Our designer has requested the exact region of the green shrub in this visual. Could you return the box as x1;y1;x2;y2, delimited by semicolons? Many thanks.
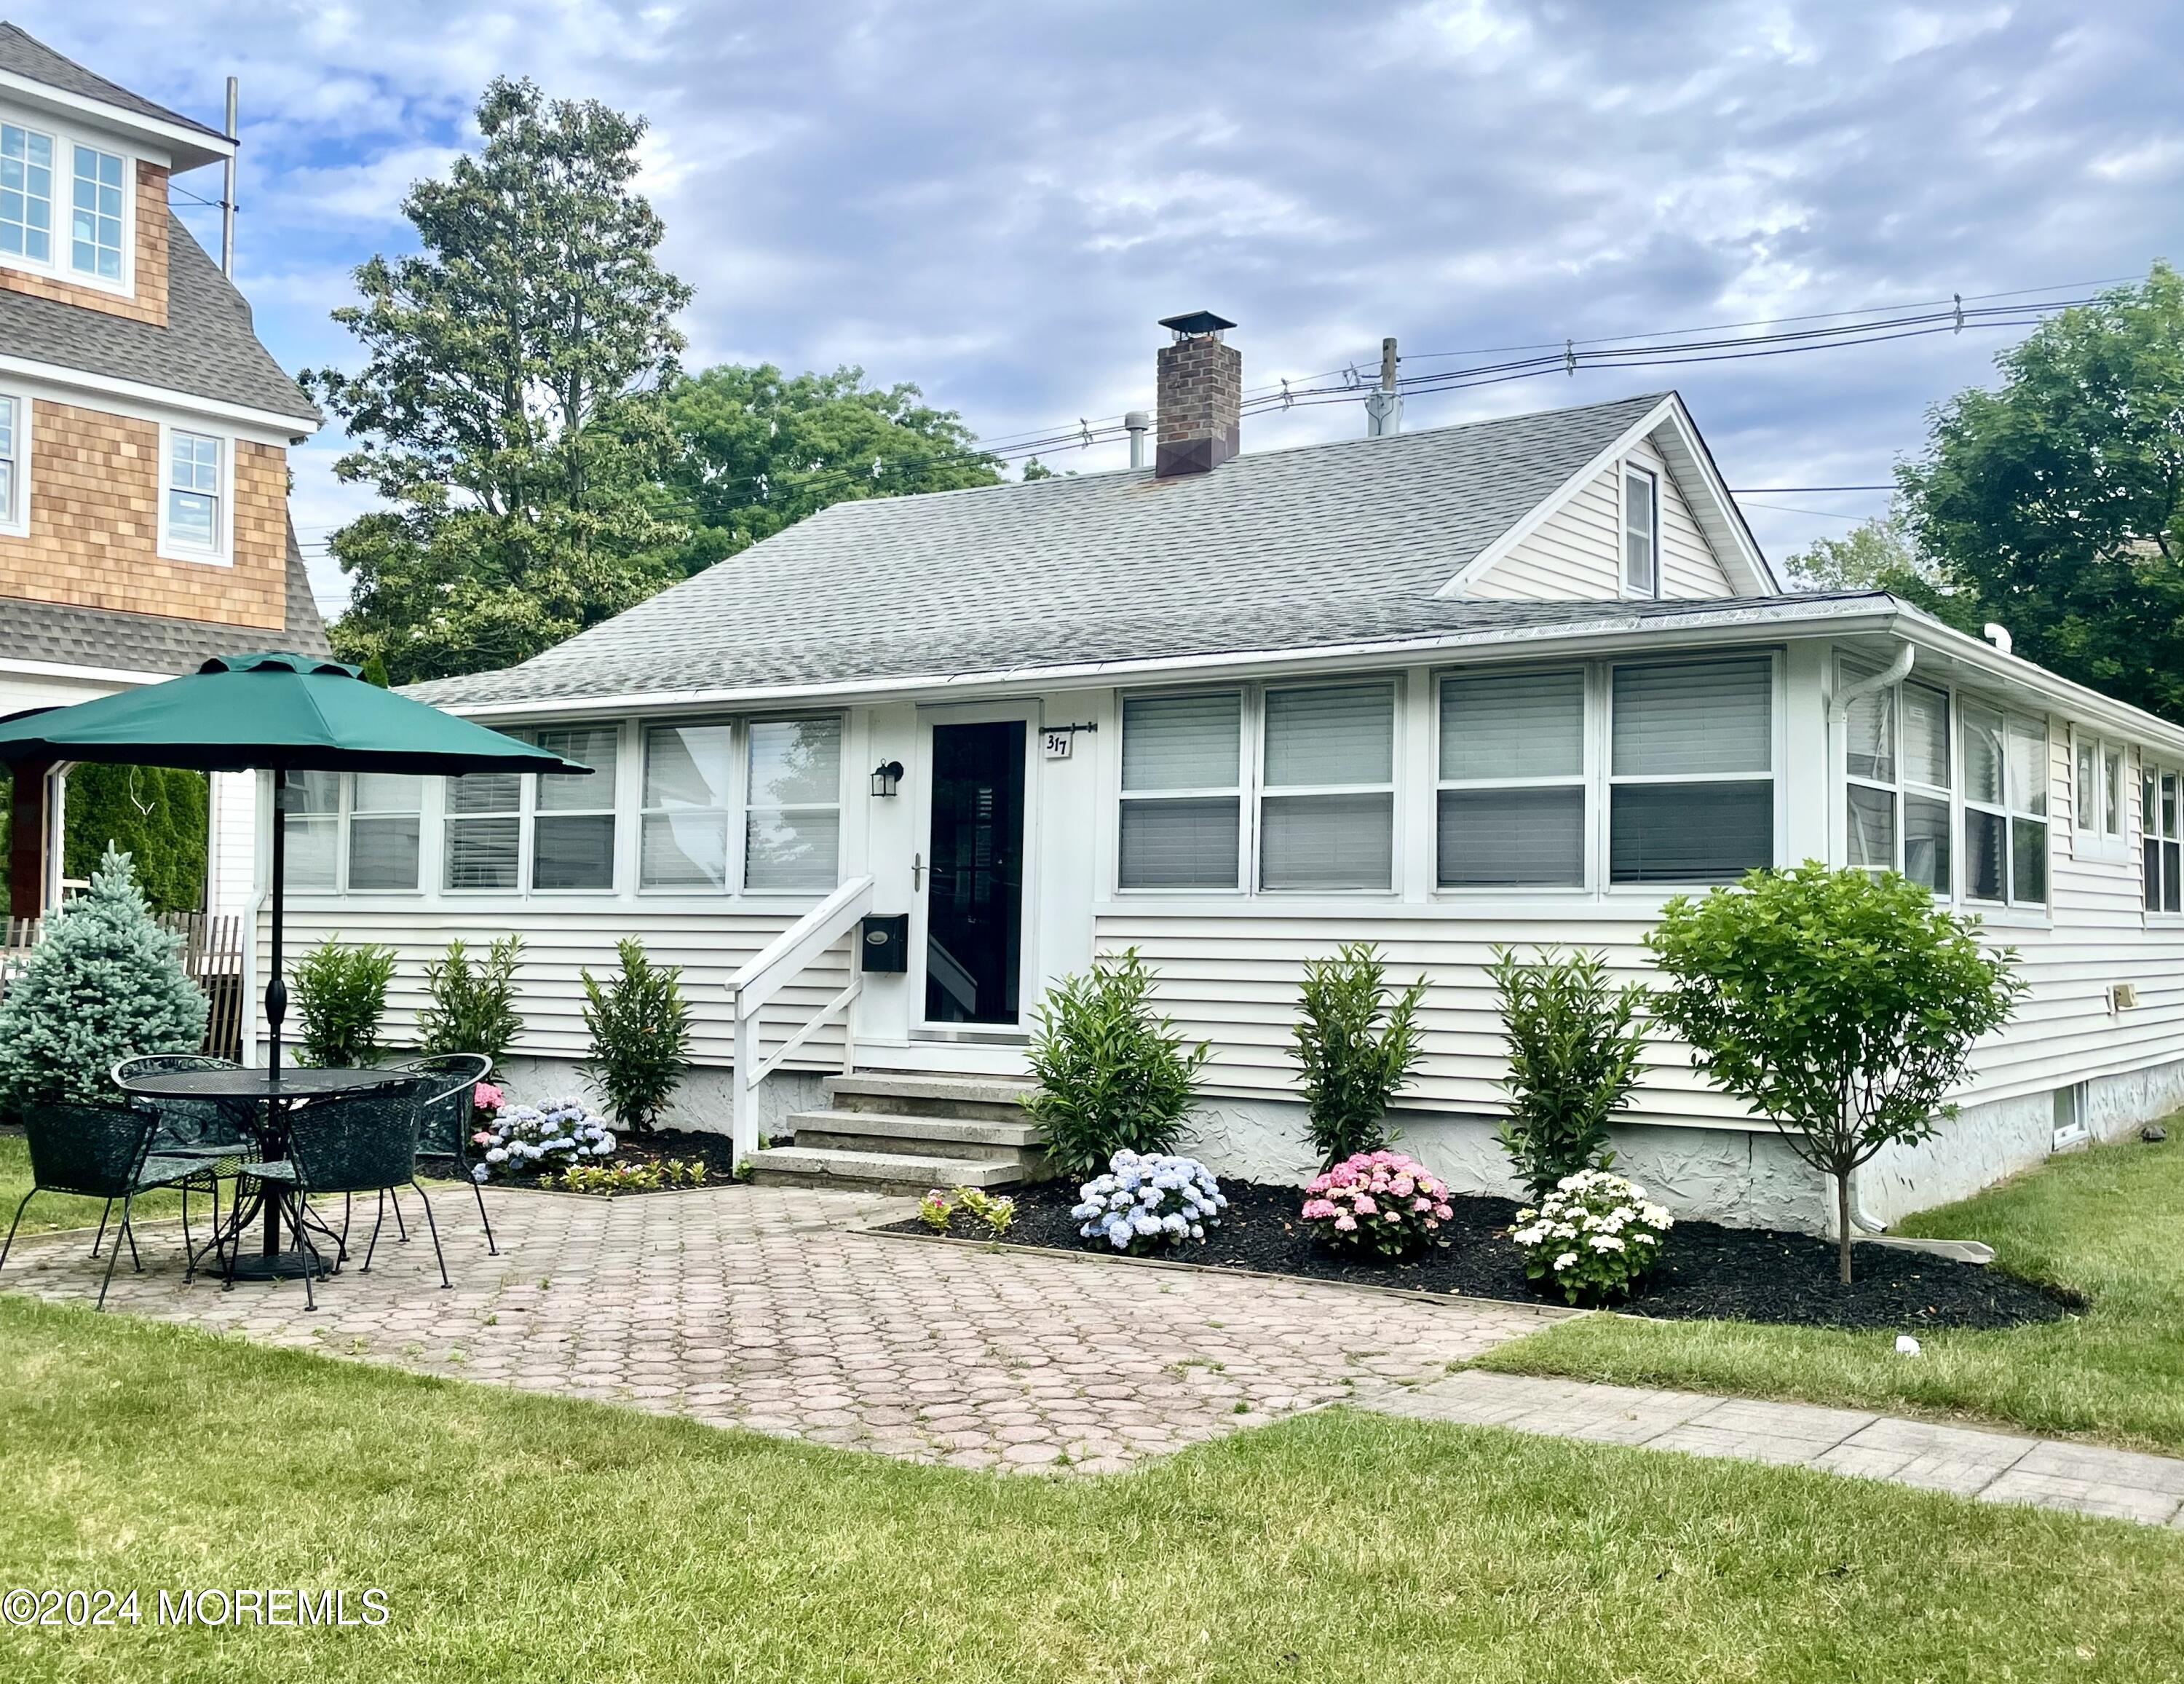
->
1647;863;2024;1283
1489;946;1650;1200
291;938;397;1067
0;845;207;1111
1024;948;1208;1180
417;934;525;1063
579;936;693;1134
1290;943;1426;1169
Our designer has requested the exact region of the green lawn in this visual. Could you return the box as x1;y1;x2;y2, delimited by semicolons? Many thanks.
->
0;1297;2177;1683
1481;1132;2184;1455
0;1132;199;1241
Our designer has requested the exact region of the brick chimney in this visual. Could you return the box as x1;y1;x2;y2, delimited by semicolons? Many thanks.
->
1154;309;1241;477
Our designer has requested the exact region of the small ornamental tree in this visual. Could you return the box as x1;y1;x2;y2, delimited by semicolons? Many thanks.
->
0;845;208;1112
1290;943;1427;1169
579;936;693;1134
1025;949;1209;1180
1646;863;2024;1284
1489;946;1649;1199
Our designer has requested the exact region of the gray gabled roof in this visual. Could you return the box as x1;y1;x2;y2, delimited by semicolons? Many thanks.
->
412;392;1681;708
0;23;228;142
0;515;329;676
0;213;319;425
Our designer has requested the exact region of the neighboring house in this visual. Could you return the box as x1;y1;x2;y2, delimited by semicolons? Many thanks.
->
289;310;2184;1231
0;23;325;921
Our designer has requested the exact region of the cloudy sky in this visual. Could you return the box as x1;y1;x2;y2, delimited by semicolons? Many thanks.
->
35;0;2184;609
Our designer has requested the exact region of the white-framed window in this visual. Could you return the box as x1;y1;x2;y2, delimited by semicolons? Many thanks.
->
281;771;342;891
2073;729;2127;850
68;142;124;281
1608;657;1774;884
0;392;27;536
530;725;619;890
1961;700;2048;906
1622;465;1659;598
444;770;523;892
347;774;423;891
2144;765;2181;915
641;720;737;890
0;122;53;264
1259;680;1395;891
1841;662;1952;895
159;427;228;561
1437;668;1586;888
745;716;843;891
1118;691;1243;890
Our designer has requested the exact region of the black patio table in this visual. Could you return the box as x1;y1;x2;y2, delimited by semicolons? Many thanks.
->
119;1067;409;1281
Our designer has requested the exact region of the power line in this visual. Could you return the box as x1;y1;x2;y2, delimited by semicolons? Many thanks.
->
1727;483;1894;493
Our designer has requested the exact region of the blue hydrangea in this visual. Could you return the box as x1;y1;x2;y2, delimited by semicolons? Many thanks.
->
1075;1150;1226;1255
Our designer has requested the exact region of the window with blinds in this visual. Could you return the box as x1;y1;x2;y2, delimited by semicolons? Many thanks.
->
1437;668;1586;887
1961;700;2048;906
348;773;422;890
2145;766;2181;914
1260;682;1394;890
531;726;619;890
1119;692;1243;889
745;717;842;891
445;770;522;892
1841;662;1952;894
1608;657;1773;883
642;722;735;890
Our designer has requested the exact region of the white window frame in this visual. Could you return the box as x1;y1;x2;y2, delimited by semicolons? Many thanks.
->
1838;660;1955;898
1621;463;1660;599
1115;688;1249;895
66;139;129;285
0;119;55;273
344;772;426;895
1257;677;1399;896
742;713;847;894
2143;762;2182;920
1960;699;2050;912
2072;727;2129;861
0;108;131;296
0;388;30;537
156;422;232;564
1605;654;1781;890
527;723;623;894
1433;665;1591;893
638;717;743;894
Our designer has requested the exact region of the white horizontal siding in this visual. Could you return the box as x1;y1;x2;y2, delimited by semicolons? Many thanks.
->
256;904;850;1072
1468;440;1733;603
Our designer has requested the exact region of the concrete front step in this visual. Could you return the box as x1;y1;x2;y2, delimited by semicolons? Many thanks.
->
786;1107;1043;1159
745;1145;1024;1197
823;1071;1036;1123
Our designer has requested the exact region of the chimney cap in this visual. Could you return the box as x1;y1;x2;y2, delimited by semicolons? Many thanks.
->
1158;309;1238;339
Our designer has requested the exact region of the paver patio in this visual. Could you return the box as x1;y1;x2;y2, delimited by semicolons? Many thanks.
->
0;1182;1560;1472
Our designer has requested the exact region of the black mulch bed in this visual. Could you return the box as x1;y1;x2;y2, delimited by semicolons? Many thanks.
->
421;1126;744;1193
887;1175;2081;1332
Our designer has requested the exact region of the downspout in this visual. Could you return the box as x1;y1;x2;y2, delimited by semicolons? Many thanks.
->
1826;641;1916;1234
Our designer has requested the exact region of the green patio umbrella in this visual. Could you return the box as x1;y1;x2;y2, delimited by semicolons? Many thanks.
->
0;651;587;1071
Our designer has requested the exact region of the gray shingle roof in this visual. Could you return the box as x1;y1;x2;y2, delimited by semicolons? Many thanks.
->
412;392;1686;707
0;515;330;677
0;213;318;424
0;23;227;141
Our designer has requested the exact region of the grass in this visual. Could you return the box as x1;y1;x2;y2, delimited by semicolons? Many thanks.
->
0;1296;2177;1683
1481;1131;2184;1455
0;1132;198;1241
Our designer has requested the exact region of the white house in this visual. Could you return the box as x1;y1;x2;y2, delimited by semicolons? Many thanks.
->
268;312;2184;1233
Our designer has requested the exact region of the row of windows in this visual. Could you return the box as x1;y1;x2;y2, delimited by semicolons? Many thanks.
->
0;394;226;556
0;120;125;282
1117;657;1781;893
284;717;845;896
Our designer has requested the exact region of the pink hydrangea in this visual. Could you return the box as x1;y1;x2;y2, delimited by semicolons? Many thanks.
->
1298;1151;1455;1260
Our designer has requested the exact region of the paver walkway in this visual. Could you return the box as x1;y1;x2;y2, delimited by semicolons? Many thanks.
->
0;1182;1559;1472
1367;1369;2184;1529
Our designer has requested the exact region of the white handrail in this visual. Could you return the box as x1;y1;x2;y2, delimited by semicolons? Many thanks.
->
727;874;876;1161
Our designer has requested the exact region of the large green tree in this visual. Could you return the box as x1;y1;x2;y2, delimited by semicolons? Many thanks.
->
1899;264;2184;719
656;365;999;573
310;78;694;684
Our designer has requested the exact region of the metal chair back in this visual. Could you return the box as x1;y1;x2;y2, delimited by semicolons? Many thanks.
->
20;1101;157;1200
112;1054;254;1155
285;1079;432;1198
395;1054;492;1158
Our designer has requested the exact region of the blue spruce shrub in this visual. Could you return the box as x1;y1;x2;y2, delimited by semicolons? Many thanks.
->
0;844;209;1111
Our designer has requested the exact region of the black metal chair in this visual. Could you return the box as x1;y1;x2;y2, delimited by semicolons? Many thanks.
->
111;1054;255;1257
0;1099;223;1308
240;1077;442;1311
394;1054;499;1256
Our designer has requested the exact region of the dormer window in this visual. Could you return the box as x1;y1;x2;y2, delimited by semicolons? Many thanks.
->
1623;465;1659;597
70;143;124;280
0;124;53;263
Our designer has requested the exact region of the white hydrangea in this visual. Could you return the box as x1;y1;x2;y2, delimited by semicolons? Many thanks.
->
1514;1170;1672;1305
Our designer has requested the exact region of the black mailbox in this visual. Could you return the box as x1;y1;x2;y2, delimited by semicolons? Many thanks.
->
859;913;910;974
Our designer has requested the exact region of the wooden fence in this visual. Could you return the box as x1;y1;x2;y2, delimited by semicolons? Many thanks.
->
1;912;247;1062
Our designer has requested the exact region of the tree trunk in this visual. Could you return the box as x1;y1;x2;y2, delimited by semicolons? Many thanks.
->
1836;1172;1853;1285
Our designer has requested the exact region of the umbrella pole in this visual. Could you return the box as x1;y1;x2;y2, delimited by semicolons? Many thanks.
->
266;772;286;1075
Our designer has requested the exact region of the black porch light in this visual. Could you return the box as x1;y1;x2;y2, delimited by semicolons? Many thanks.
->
871;759;903;797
